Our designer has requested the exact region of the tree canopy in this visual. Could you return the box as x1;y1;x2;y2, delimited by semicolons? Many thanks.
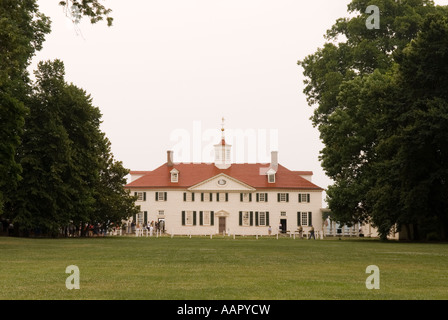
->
0;1;137;236
299;0;448;240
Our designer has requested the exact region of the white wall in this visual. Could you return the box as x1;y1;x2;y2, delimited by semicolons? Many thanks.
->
131;189;323;235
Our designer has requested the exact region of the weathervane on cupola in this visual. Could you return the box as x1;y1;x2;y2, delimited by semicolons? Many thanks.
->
214;117;232;169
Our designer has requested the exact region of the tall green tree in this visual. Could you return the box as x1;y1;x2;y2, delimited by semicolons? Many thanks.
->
299;0;448;239
13;60;74;234
371;13;448;240
1;0;113;217
11;60;137;235
0;0;51;214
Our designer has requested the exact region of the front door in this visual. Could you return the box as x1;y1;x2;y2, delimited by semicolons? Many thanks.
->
280;219;287;233
219;217;226;234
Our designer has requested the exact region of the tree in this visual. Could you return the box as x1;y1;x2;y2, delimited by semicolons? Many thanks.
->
12;60;74;235
1;0;113;217
0;0;51;215
9;60;137;236
372;13;448;240
299;0;448;240
58;0;113;26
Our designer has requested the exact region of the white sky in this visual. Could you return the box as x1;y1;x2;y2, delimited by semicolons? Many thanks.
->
30;0;448;206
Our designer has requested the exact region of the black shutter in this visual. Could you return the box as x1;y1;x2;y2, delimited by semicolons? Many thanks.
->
239;211;243;226
308;212;312;226
266;212;270;226
286;193;289;202
265;193;268;202
193;211;197;226
201;193;204;202
134;192;137;197
164;192;167;201
255;212;259;226
144;211;148;224
277;193;280;202
155;192;158;201
249;193;252;202
133;213;136;222
225;193;228;202
250;211;253;226
297;212;301;226
256;193;259;202
298;194;301;203
192;193;195;201
216;193;220;202
183;192;186;202
143;192;146;201
182;211;185;226
210;193;213;201
307;194;310;203
211;211;214;226
199;211;203;226
240;193;243;202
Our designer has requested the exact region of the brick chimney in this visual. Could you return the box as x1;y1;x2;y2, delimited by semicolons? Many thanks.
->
167;150;174;167
270;151;278;170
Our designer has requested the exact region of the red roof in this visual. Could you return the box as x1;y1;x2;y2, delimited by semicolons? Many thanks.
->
126;163;323;190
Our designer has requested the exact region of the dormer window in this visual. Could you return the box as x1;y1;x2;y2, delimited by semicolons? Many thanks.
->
170;168;179;183
267;168;276;183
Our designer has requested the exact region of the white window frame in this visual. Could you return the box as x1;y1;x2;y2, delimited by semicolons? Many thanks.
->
171;173;178;183
301;212;308;226
259;212;267;226
299;193;310;203
137;212;144;225
185;192;194;202
136;192;144;201
258;193;266;202
158;210;165;216
202;211;211;226
279;193;287;202
268;174;275;183
281;211;287;217
185;211;194;226
242;211;250;226
157;192;165;201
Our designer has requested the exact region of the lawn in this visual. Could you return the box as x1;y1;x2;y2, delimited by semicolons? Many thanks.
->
0;235;447;300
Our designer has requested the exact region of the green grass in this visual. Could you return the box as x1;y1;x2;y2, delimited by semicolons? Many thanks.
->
0;236;447;300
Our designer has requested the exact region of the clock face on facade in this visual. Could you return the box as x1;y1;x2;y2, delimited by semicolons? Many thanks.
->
217;179;227;186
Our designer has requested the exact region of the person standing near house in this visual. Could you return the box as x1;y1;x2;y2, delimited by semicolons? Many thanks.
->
298;225;303;239
268;226;272;236
308;225;315;240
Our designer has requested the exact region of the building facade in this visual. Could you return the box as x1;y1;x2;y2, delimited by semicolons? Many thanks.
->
125;125;324;236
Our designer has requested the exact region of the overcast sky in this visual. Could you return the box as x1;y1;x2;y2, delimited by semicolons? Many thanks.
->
30;0;448;206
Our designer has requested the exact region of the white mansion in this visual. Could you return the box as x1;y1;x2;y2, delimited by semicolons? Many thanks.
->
125;126;325;236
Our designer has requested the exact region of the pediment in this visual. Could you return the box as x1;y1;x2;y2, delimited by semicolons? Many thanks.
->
188;173;255;192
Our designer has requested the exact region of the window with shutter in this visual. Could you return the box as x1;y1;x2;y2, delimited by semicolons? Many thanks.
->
301;212;308;226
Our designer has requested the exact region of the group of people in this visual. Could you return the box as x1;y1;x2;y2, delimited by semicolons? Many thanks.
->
130;220;165;235
265;224;316;239
296;225;316;239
